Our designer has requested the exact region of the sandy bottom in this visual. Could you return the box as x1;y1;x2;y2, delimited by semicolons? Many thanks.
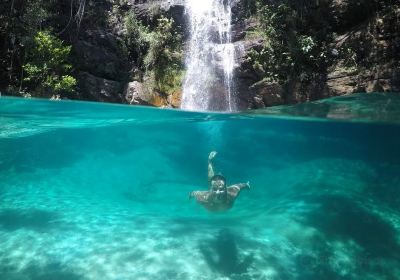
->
1;156;400;280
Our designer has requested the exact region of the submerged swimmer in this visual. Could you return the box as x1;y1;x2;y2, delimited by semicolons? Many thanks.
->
189;151;250;212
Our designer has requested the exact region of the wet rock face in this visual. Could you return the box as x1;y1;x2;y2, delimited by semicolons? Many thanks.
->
77;72;123;103
326;3;400;95
330;0;379;32
246;81;285;108
124;81;180;108
70;1;129;103
131;0;186;27
73;30;128;82
124;81;151;105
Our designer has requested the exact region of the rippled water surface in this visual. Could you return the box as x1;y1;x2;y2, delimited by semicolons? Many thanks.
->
0;94;400;279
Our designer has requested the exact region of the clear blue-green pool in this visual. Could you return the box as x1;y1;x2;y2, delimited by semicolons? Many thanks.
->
0;94;400;279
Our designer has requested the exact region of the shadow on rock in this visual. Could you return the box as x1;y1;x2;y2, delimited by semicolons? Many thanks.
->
301;194;400;260
199;229;254;276
0;208;61;232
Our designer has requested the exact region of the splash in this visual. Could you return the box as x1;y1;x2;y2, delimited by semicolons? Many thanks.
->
181;0;236;112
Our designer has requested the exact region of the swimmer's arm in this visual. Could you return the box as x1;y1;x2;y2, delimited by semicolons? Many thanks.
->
227;182;250;197
208;151;217;182
189;191;210;202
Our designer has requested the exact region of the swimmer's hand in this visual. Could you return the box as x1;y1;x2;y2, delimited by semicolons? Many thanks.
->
246;181;251;189
208;151;217;162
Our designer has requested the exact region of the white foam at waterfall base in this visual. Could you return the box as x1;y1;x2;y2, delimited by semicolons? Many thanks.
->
182;0;236;112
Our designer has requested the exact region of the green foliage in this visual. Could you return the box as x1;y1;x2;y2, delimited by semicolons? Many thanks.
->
21;1;49;35
0;0;50;87
299;36;316;54
23;31;76;94
0;0;81;93
124;12;150;66
144;16;184;94
124;12;184;95
247;0;331;84
245;0;258;14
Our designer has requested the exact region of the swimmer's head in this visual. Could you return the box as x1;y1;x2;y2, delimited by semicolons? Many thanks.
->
210;175;227;201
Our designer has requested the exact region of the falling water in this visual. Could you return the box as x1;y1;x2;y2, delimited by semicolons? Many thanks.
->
181;0;236;112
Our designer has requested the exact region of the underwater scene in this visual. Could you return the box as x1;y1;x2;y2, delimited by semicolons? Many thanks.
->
0;94;400;280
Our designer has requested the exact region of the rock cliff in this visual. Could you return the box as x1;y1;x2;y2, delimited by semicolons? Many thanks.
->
69;0;400;109
70;0;185;106
231;0;400;109
1;0;399;109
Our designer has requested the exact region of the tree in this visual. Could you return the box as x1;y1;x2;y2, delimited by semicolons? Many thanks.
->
23;31;76;96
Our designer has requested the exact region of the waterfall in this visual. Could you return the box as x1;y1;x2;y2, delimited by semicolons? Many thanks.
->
181;0;236;112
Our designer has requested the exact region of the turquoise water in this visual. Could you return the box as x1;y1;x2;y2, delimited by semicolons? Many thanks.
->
0;94;400;280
